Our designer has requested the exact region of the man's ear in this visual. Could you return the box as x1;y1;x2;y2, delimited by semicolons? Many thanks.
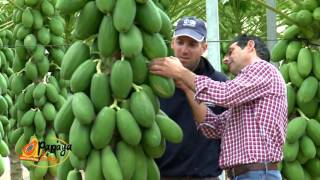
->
201;42;208;52
246;40;255;52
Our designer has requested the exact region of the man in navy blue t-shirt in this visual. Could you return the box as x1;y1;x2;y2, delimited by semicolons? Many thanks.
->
156;16;228;180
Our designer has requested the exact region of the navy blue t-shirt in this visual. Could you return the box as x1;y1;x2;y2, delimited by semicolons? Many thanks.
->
156;57;228;177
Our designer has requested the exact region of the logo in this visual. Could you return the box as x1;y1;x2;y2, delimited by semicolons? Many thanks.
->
19;136;72;167
183;19;197;27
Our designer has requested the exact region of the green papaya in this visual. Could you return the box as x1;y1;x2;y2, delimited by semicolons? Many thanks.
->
72;92;95;125
110;60;133;99
280;64;290;83
271;40;288;61
101;146;123;180
286;117;307;143
116;108;142;146
116;141;136;180
146;158;160;180
287;84;296;115
113;0;136;32
289;62;304;87
90;107;115;149
41;0;55;16
60;41;90;80
56;0;86;14
54;96;74;133
119;24;143;57
297;47;312;78
70;59;97;93
312;50;320;80
296;9;313;26
158;8;172;39
155;114;183;143
98;15;119;58
306;119;320;146
297;76;318;103
148;74;175;98
283;25;300;40
90;73;112;111
136;0;162;33
67;170;82;180
96;0;115;13
130;90;155;127
69;119;92;159
286;41;301;62
69;152;86;170
73;1;103;40
142;32;168;59
85;150;104;180
131;146;147;180
130;54;148;84
22;8;33;28
299;135;316;159
142;121;161;147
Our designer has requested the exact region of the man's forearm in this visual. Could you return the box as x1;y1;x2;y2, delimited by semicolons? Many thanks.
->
178;68;197;92
184;88;207;124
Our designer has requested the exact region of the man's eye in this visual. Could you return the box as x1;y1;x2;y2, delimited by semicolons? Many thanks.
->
177;41;184;45
190;43;197;47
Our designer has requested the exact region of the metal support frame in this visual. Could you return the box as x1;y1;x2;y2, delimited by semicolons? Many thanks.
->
206;0;221;72
266;0;277;51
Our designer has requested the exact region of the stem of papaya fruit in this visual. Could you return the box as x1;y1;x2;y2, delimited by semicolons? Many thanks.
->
297;108;309;120
95;59;102;74
51;63;61;70
132;83;142;92
109;99;119;110
100;57;112;74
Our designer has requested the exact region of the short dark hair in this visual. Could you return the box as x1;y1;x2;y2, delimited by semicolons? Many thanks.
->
231;34;270;62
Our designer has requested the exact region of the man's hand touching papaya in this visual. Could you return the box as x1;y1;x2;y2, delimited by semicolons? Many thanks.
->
149;56;197;92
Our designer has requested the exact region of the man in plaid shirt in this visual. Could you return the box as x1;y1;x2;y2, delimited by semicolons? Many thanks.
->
150;34;287;180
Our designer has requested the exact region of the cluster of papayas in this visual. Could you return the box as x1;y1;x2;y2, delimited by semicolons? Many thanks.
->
54;0;183;179
271;0;320;179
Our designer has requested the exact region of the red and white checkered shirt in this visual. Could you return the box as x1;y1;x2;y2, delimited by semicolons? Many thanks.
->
195;60;287;169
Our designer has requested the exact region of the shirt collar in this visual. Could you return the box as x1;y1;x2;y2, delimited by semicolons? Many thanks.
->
239;58;264;74
194;56;216;75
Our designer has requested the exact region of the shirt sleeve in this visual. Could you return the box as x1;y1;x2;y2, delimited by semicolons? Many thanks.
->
194;63;273;108
196;107;230;139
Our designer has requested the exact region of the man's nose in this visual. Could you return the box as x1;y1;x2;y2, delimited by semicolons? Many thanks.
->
223;56;230;64
181;45;189;54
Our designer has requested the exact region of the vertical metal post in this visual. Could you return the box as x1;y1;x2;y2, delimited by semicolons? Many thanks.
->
206;4;225;180
206;0;221;71
266;0;277;51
